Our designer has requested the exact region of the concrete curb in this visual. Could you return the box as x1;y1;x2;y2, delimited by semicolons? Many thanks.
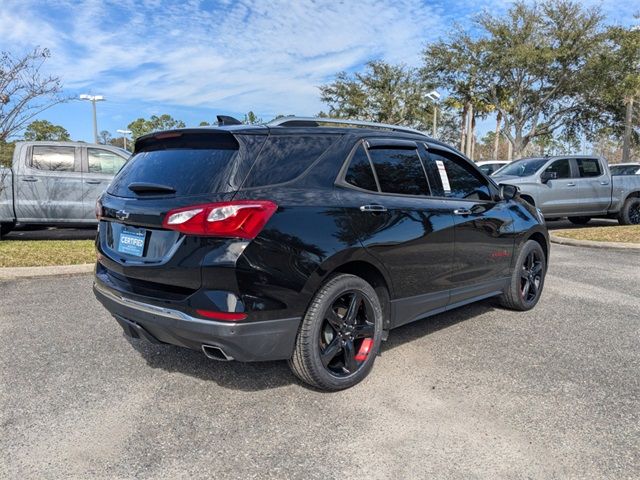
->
0;263;94;281
549;233;640;251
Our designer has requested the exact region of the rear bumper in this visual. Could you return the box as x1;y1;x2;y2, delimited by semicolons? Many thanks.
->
93;281;301;362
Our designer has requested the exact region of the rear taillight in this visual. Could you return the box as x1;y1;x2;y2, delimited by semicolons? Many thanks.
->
95;198;103;220
162;200;277;239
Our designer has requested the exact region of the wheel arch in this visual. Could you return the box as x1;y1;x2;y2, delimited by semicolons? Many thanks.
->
520;193;536;206
330;261;392;330
622;190;640;203
526;230;549;265
301;253;393;331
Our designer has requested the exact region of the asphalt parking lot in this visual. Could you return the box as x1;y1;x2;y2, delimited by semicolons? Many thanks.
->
1;243;638;479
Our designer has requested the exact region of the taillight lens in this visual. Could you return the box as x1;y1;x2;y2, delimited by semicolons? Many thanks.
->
162;200;277;239
95;198;103;220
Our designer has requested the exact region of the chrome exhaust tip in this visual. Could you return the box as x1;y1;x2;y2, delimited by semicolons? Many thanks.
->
202;344;233;361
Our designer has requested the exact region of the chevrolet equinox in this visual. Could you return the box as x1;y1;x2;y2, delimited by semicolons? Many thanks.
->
93;117;549;390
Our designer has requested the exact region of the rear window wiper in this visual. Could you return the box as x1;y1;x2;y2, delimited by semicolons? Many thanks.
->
128;182;176;195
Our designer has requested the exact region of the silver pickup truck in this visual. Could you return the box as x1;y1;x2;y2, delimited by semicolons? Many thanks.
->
1;141;129;236
492;155;640;225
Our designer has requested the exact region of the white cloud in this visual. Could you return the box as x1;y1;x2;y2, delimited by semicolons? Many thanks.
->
2;0;635;119
0;0;446;116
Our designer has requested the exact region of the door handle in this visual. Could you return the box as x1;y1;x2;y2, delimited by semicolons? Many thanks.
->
566;183;576;187
600;181;609;185
85;180;102;185
359;204;387;213
21;177;38;182
453;208;472;215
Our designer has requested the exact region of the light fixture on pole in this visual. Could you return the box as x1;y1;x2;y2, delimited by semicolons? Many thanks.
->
79;94;105;144
116;129;132;151
426;90;441;137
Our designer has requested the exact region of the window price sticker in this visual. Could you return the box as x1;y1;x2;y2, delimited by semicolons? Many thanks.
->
435;160;451;192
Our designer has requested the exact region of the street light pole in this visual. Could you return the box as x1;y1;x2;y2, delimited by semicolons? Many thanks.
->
426;90;441;138
116;129;132;151
79;94;105;143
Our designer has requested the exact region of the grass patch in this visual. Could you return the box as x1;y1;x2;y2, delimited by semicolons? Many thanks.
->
553;225;640;244
0;239;95;267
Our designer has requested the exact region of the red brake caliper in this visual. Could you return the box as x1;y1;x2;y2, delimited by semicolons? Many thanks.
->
354;338;373;362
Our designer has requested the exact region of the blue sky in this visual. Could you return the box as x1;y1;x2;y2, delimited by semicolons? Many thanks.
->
2;0;637;142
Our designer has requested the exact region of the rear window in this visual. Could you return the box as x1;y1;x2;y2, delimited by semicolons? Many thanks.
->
241;135;337;188
108;148;238;197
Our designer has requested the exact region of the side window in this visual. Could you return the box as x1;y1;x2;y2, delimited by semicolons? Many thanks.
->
544;159;571;179
576;158;602;177
88;148;127;175
31;146;76;172
368;148;430;196
242;135;337;188
427;149;492;200
344;145;378;191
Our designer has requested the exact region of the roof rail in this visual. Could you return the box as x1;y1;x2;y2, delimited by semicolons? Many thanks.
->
266;116;427;137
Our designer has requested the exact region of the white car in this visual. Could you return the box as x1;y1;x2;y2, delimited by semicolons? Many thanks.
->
476;160;510;175
609;162;640;176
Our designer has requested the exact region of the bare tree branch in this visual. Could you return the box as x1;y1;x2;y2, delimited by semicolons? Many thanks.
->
0;47;68;141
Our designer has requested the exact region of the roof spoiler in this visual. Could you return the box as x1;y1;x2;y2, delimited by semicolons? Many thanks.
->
217;115;242;126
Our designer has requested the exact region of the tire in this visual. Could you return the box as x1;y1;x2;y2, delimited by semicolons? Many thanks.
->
568;216;590;225
617;197;640;225
498;240;546;311
288;274;383;391
0;222;15;238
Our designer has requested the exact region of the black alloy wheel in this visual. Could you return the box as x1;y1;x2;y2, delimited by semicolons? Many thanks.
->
629;203;640;225
319;291;376;376
520;250;543;303
289;274;383;390
498;239;546;311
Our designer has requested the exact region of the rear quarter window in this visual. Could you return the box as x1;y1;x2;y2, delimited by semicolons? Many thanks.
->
241;135;337;188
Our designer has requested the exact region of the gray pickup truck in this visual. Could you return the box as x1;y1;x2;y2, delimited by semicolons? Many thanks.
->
492;155;640;225
1;141;129;236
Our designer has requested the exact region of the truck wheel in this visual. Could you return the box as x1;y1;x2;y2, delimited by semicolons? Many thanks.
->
568;216;591;225
288;274;383;391
498;240;546;311
617;197;640;225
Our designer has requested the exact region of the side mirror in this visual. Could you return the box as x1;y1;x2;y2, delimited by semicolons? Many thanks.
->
500;183;519;201
540;171;557;184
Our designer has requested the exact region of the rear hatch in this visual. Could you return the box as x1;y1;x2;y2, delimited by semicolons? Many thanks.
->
97;129;265;291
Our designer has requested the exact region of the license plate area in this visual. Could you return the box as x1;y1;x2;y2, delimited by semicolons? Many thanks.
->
117;228;147;257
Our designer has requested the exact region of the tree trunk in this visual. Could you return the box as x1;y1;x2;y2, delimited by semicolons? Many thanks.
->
465;102;473;157
622;96;634;163
493;111;502;159
460;104;468;152
470;114;476;160
507;139;513;161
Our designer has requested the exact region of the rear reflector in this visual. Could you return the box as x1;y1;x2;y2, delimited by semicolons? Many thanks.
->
162;200;277;239
195;309;247;321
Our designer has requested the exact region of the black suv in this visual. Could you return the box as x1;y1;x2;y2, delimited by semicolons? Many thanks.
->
94;117;549;390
